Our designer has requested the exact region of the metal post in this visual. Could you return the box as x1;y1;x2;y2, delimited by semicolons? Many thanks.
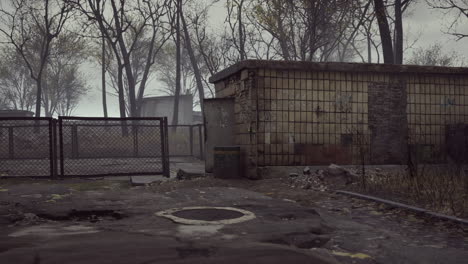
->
71;124;78;158
199;125;203;160
133;124;139;157
48;119;54;178
189;125;193;156
59;118;65;177
160;117;170;177
52;119;58;178
8;127;14;159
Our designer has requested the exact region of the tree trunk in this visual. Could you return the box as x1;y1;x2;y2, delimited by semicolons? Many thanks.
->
394;0;403;64
117;65;126;119
373;0;394;64
367;32;372;63
117;64;128;136
276;16;290;60
34;79;42;117
102;35;108;118
110;0;137;117
238;0;245;60
136;31;156;116
181;7;205;115
172;0;182;127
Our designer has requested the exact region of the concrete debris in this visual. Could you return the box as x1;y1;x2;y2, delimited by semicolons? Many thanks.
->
322;164;358;185
289;173;299;178
290;165;403;191
176;169;205;180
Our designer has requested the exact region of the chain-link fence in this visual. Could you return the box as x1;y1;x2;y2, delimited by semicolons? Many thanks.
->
59;117;169;177
0;117;169;178
0;118;56;177
168;124;204;159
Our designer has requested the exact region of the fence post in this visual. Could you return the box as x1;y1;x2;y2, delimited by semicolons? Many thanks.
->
48;119;56;178
71;124;78;158
133;124;139;157
199;125;203;160
190;125;194;157
160;118;170;177
8;127;14;159
59;118;65;177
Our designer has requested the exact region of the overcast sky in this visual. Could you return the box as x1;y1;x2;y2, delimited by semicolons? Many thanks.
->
73;1;468;117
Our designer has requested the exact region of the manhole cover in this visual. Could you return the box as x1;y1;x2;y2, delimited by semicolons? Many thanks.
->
156;206;255;225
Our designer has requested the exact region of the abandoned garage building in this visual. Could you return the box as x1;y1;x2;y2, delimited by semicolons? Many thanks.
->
206;60;468;179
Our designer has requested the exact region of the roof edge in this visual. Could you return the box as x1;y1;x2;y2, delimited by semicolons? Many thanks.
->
208;60;468;83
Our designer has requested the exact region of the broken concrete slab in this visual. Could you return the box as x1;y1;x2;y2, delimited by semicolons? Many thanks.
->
130;175;168;186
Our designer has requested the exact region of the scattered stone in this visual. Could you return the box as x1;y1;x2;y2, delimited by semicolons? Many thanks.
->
289;173;299;178
176;169;205;180
303;167;311;176
317;170;325;181
323;164;358;185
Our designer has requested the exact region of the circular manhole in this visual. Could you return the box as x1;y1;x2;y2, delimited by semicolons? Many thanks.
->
155;206;255;225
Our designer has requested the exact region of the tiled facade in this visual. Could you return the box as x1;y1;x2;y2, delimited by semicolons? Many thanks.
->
210;60;468;178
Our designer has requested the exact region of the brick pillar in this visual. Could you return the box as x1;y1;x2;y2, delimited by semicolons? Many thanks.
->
368;80;408;164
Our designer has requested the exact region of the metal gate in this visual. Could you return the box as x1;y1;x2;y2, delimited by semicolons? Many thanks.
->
0;117;169;178
58;117;169;177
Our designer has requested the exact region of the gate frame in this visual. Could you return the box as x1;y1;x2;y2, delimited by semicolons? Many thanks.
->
58;116;170;178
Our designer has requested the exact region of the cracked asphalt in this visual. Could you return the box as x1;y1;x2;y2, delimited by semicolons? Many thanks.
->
0;175;466;264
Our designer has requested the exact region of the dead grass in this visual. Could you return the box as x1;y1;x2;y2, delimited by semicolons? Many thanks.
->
357;165;468;218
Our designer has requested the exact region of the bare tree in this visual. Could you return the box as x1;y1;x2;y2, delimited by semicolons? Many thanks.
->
372;0;414;64
180;2;205;114
226;0;247;60
428;0;468;40
406;43;465;66
42;30;88;116
0;48;36;111
172;0;182;126
0;0;73;117
70;0;172;117
250;0;355;62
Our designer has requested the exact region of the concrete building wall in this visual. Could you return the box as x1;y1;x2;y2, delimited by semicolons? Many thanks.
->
141;94;193;125
210;60;468;177
204;98;236;172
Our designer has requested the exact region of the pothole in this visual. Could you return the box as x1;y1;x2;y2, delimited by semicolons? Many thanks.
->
156;206;255;225
36;210;126;223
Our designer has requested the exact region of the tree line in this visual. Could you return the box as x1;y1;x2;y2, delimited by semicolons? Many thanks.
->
0;0;466;119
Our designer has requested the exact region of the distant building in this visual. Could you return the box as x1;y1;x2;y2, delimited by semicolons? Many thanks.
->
140;94;194;125
192;111;203;124
0;110;34;117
